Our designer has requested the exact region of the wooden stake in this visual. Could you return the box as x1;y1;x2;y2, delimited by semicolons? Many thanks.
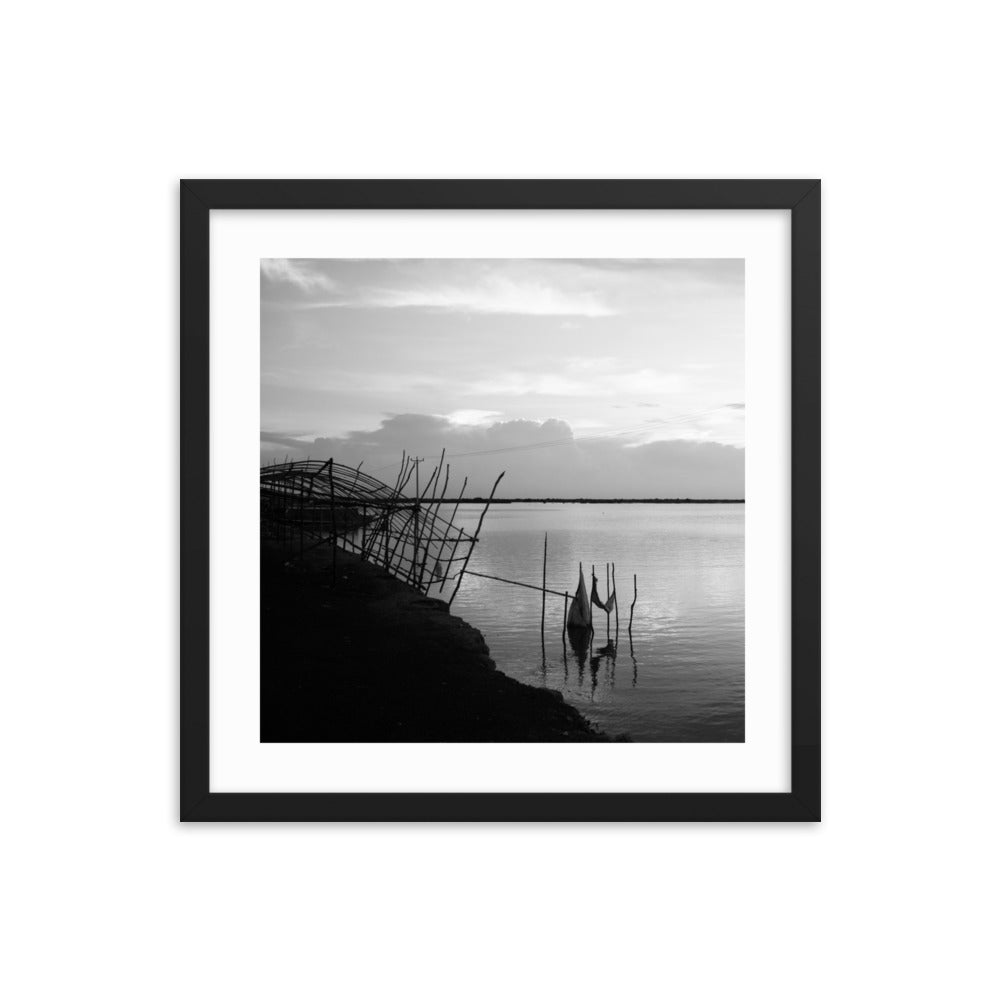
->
385;458;424;581
629;573;637;634
426;460;450;585
606;562;610;642
415;453;442;590
449;471;505;608
437;476;468;593
611;563;618;642
413;456;443;589
541;532;548;636
591;563;596;639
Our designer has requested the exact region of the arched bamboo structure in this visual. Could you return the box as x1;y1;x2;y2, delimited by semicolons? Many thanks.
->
260;456;503;604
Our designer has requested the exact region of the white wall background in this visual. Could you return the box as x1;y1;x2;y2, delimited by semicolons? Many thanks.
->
3;2;997;998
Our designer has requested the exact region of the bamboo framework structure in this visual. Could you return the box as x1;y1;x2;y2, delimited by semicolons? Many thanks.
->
262;456;637;664
260;455;503;604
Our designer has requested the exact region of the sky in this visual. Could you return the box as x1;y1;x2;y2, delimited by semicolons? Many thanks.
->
261;258;745;498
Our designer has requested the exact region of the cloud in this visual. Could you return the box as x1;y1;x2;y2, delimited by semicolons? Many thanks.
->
467;366;686;398
367;274;614;316
261;259;338;292
260;413;743;498
260;430;320;452
295;276;615;317
261;260;617;316
437;409;504;427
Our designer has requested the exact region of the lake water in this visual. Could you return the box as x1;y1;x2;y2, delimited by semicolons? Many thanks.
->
450;503;744;742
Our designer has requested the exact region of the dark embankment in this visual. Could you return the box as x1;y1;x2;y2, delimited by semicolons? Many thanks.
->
261;542;604;742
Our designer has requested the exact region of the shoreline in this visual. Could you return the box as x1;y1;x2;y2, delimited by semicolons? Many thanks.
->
261;542;607;742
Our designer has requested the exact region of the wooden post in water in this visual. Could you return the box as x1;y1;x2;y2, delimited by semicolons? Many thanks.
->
541;532;547;638
606;562;611;642
629;573;637;634
562;591;568;647
587;563;597;648
612;562;619;640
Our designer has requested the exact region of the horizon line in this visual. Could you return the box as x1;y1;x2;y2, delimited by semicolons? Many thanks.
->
419;497;745;504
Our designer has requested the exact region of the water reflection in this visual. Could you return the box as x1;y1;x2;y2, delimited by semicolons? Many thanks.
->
565;626;591;670
590;641;616;697
451;503;744;742
556;627;640;699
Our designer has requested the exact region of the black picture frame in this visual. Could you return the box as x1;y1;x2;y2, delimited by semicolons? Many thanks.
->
181;179;820;822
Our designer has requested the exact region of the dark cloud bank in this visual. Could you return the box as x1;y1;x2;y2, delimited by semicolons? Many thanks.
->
261;414;744;499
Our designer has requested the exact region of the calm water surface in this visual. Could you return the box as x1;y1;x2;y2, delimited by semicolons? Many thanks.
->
450;504;744;742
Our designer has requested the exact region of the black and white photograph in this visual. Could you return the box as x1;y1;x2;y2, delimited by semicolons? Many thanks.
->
260;257;745;743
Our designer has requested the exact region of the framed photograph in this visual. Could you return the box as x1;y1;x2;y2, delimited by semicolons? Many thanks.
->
181;179;820;821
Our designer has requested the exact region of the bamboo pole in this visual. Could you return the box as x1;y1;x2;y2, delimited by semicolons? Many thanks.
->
436;476;468;594
629;573;637;634
417;450;446;591
384;459;420;577
413;457;443;588
362;489;399;562
606;562;610;642
612;562;619;639
370;450;407;562
591;564;596;636
348;459;363;554
328;462;335;547
562;591;568;647
386;506;415;578
328;471;336;577
298;473;305;562
426;461;450;584
541;532;547;637
411;459;421;586
384;457;439;586
448;471;505;608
